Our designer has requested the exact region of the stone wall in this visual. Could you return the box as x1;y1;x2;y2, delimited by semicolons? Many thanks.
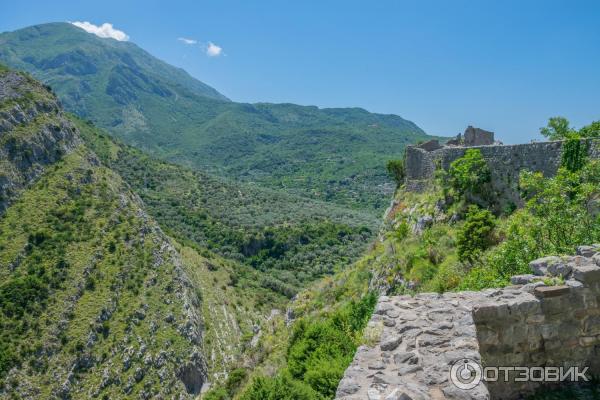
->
336;245;600;400
404;139;600;206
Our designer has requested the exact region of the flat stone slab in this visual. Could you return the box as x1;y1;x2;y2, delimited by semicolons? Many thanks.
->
336;249;600;400
336;292;497;400
533;285;570;298
572;264;600;284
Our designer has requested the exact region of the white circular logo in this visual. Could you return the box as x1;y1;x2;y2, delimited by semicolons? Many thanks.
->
450;358;483;390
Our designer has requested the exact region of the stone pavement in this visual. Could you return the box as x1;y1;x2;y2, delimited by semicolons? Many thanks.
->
336;245;600;400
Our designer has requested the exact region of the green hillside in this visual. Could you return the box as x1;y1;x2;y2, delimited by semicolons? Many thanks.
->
0;22;435;211
0;66;211;398
0;65;388;396
74;116;379;298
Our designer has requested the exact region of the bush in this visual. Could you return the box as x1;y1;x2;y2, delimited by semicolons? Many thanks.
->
287;293;376;398
225;368;248;395
448;149;491;199
239;293;376;400
561;135;589;172
578;121;600;138
240;372;320;400
203;388;229;400
457;205;496;262
460;161;600;290
386;159;405;187
0;275;48;318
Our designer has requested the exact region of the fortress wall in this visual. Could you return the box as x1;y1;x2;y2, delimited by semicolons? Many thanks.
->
405;139;600;205
336;246;600;400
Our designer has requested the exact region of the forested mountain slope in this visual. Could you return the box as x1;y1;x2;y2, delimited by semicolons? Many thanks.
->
0;65;387;397
0;66;210;398
75;118;378;296
0;22;435;211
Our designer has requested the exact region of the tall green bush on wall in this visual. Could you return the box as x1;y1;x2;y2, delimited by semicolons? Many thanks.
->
448;149;491;197
561;136;589;172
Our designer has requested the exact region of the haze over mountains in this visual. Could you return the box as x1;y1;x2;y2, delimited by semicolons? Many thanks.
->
0;22;435;211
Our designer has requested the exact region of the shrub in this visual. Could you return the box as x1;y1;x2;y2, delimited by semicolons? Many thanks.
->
386;159;405;187
287;293;376;398
561;135;589;172
457;205;496;262
448;149;491;199
240;372;320;400
0;275;48;318
460;161;600;290
239;293;376;400
225;368;248;395
578;121;600;138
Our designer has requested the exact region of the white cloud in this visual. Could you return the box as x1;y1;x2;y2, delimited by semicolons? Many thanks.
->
71;21;129;41
178;37;197;45
206;42;222;57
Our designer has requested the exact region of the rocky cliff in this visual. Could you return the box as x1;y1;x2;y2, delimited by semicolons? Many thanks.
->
0;68;79;214
0;66;208;398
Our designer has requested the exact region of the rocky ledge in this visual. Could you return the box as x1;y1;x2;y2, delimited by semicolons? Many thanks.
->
336;245;600;400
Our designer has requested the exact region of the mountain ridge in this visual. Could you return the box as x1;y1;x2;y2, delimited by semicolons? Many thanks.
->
0;66;209;398
0;22;437;211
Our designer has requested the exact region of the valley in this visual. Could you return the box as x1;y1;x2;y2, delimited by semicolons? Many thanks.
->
0;22;435;212
0;17;599;400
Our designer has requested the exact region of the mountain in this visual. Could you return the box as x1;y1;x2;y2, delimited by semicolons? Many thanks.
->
0;22;435;211
0;65;386;397
0;65;209;398
75;116;379;297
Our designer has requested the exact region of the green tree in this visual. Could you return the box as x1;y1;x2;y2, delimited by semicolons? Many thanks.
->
578;120;600;138
561;135;589;172
240;372;320;400
386;159;405;187
460;161;600;289
448;149;491;197
540;117;573;140
457;205;496;262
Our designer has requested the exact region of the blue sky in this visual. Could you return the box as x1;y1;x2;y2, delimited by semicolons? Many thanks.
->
2;0;599;143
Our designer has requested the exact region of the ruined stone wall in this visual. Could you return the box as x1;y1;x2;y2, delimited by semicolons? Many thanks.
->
405;139;600;206
336;245;600;400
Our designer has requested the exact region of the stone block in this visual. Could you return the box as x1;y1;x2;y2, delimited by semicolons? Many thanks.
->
547;261;572;278
577;245;599;257
510;274;537;285
529;256;562;276
380;333;402;351
533;285;570;298
583;315;600;336
522;281;546;294
572;264;600;284
374;302;394;315
566;279;584;288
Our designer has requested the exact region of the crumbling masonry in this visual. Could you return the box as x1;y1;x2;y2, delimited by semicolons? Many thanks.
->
404;128;600;207
336;246;600;400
